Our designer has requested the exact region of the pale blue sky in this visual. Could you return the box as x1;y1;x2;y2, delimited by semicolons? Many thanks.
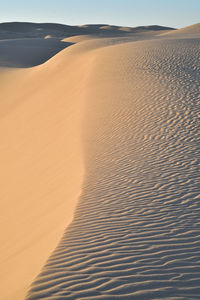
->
0;0;199;28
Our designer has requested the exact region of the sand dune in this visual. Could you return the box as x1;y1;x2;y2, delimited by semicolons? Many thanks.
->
0;22;199;299
62;35;99;44
171;22;200;34
0;22;175;68
161;22;200;37
0;21;175;40
0;42;96;299
27;30;200;299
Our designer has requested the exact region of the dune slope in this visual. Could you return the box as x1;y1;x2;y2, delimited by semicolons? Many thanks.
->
0;44;96;299
26;34;200;299
161;23;200;37
0;29;165;300
172;22;200;34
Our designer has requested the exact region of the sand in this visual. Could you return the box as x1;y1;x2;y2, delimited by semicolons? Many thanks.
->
0;23;199;299
0;22;175;40
0;42;94;299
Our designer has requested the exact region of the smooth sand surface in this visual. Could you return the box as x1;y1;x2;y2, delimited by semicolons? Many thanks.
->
0;44;95;299
0;23;199;299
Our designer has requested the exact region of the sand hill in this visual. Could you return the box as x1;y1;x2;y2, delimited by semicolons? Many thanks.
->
161;22;200;37
0;22;199;300
0;21;175;40
0;22;175;68
171;22;200;34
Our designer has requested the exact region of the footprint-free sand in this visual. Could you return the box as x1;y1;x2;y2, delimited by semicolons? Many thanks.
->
0;23;199;299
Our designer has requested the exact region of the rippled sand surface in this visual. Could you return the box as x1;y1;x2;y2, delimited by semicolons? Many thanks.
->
26;33;200;299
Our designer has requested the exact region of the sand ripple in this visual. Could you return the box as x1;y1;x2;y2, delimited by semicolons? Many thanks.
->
27;37;200;299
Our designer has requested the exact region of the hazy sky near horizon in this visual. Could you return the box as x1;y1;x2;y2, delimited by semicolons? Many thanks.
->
0;0;199;28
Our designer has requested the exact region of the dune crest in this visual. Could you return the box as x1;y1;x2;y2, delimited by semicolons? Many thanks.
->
174;22;200;33
161;22;200;36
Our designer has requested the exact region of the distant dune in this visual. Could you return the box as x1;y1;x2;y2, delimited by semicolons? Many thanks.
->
0;22;175;68
172;22;200;33
161;22;200;36
0;22;199;300
0;21;175;40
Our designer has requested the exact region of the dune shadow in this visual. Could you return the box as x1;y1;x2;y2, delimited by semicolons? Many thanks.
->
0;38;74;68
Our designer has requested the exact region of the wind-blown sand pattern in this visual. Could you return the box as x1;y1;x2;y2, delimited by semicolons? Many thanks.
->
0;23;200;299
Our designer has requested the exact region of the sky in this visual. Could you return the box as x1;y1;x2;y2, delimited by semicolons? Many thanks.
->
0;0;199;29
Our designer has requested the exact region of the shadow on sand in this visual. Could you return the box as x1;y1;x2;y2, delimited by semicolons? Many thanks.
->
0;38;74;68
